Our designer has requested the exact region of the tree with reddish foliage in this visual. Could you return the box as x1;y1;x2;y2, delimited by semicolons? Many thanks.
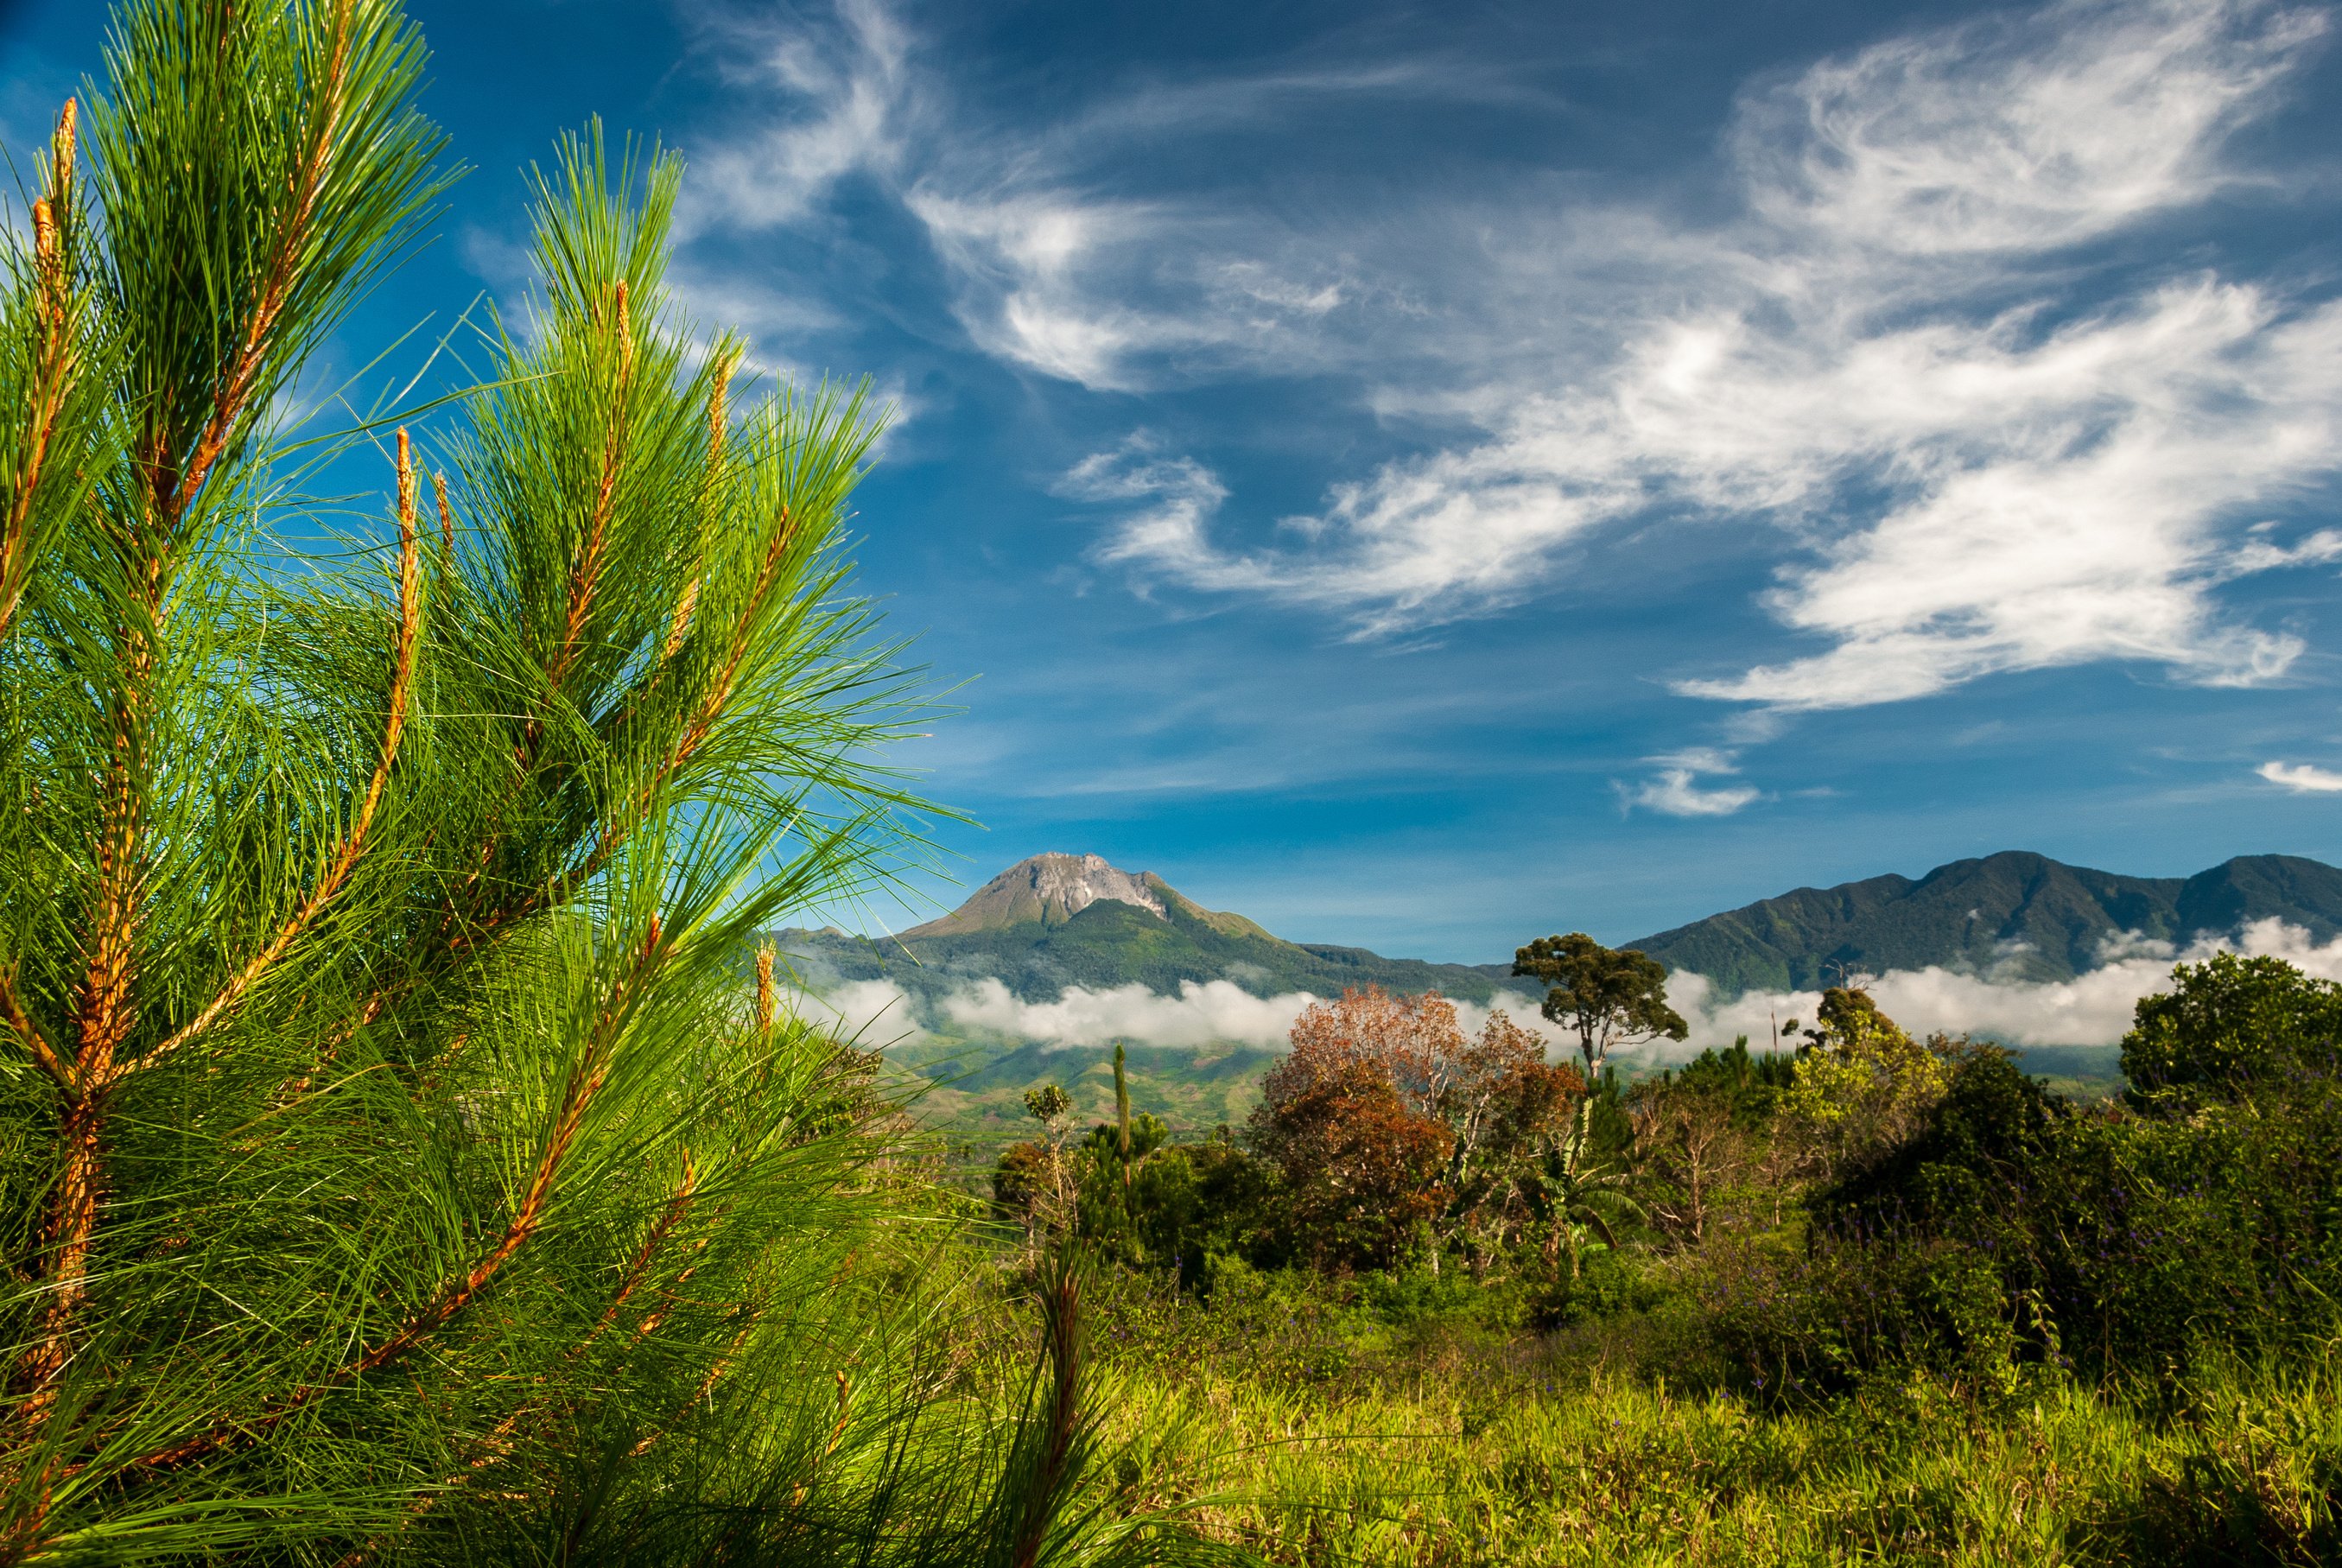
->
1444;1013;1584;1260
1251;987;1581;1271
1252;1059;1452;1272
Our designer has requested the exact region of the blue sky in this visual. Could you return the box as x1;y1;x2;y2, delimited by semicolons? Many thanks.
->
8;0;2342;962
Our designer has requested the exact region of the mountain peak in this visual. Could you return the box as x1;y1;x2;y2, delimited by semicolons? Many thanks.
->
1628;850;2342;996
903;852;1167;937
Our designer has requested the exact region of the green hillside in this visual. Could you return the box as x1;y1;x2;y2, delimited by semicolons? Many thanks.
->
1624;851;2342;995
889;1038;1279;1160
770;848;2340;1140
773;856;1508;1005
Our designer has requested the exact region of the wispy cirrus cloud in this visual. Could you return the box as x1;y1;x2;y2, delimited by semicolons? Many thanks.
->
671;0;1446;390
672;0;2342;719
676;0;913;235
1080;0;2342;708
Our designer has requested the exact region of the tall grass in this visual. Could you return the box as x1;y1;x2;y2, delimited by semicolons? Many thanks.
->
1074;1267;2341;1566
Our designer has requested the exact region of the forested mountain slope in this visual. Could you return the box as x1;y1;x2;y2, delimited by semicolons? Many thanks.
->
776;851;2342;1011
1622;852;2342;994
774;853;1509;1003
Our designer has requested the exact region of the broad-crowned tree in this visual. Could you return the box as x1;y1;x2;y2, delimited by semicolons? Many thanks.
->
1779;989;1955;1184
1253;987;1574;1269
1512;934;1687;1235
1513;934;1688;1082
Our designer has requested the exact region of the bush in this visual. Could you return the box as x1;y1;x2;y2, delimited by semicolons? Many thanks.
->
2123;952;2342;1106
1806;1044;2342;1381
1532;1247;1670;1330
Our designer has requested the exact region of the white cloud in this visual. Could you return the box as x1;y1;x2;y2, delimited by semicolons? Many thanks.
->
782;968;1565;1055
940;976;1315;1050
1731;0;2322;256
1622;767;1762;818
674;0;2342;711
1084;0;2342;707
785;918;2342;1064
1658;916;2342;1056
783;977;928;1047
2258;759;2342;792
1617;750;1761;816
676;0;1377;392
678;0;911;235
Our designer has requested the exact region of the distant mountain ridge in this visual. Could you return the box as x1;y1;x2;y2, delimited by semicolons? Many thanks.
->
1623;852;2342;996
774;849;2342;1013
777;852;1508;1005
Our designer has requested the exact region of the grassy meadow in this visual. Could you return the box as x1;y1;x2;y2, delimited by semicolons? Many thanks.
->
1039;1263;2341;1566
938;967;2342;1566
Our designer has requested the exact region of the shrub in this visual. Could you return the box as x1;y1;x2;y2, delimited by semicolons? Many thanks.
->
1531;1246;1669;1330
1813;1039;2342;1381
2123;951;2342;1107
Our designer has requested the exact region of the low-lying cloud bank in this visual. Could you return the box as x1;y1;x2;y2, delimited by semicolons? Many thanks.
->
780;920;2342;1059
1669;918;2342;1057
781;973;1559;1052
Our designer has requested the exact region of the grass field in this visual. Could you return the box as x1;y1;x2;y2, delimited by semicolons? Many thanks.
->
1067;1266;2341;1566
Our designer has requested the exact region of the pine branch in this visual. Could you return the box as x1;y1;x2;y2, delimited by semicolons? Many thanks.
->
543;280;632;691
164;0;359;524
0;969;74;1103
431;467;454;555
427;506;799;963
754;945;777;1036
326;1152;702;1568
136;428;424;1069
0;16;947;1551
531;503;805;913
21;0;395;1462
579;1150;696;1359
659;346;734;663
623;1308;761;1463
122;919;668;1476
1;101;81;638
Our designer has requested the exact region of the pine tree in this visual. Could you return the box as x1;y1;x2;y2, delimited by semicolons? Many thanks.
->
0;4;1210;1563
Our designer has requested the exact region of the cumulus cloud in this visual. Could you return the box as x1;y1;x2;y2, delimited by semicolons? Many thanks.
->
778;967;1565;1055
2258;759;2342;792
1622;771;1762;817
1086;0;2342;706
785;924;2342;1066
1658;917;2342;1057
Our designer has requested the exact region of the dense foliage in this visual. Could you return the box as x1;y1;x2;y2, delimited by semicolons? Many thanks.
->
996;933;2342;1560
0;5;1220;1564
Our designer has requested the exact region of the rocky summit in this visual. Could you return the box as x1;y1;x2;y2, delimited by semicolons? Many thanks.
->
780;853;1502;1004
902;852;1168;936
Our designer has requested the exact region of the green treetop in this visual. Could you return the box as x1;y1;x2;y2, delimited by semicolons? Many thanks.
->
1513;932;1689;1082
